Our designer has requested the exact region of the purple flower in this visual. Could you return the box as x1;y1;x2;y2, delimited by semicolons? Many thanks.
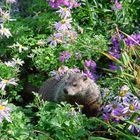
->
120;85;129;92
101;84;140;135
59;51;72;62
128;123;140;135
115;0;122;10
75;52;81;59
71;67;80;73
122;103;137;114
129;117;140;135
111;36;120;47
115;87;131;104
84;60;96;71
54;19;72;31
103;113;110;122
57;7;71;19
49;0;80;9
133;97;140;110
109;63;118;70
109;48;121;59
124;34;140;47
111;108;121;116
67;0;80;8
49;0;62;9
48;33;63;46
66;30;78;41
54;65;69;79
83;70;97;80
50;66;69;80
111;110;122;122
108;35;122;70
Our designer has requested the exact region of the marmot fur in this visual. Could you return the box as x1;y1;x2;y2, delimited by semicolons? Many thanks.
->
39;70;101;116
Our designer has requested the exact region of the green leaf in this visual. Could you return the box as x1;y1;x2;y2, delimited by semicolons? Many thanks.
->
88;136;110;140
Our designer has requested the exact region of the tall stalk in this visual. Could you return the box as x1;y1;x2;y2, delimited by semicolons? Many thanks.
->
85;0;94;26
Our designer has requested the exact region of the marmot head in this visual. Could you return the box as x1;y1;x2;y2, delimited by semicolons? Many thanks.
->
62;71;101;116
63;72;95;97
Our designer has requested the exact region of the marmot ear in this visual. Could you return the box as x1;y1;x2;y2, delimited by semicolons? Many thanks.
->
83;75;87;81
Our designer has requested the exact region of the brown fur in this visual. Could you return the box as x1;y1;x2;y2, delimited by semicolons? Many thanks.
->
39;71;101;116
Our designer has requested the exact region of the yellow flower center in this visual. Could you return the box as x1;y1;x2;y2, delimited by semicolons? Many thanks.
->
2;28;6;33
15;59;21;65
0;105;5;110
119;90;128;97
53;36;56;40
19;45;24;48
70;107;75;111
3;15;10;20
129;105;135;111
4;79;9;84
79;105;84;109
61;20;66;24
112;104;117;109
63;8;67;12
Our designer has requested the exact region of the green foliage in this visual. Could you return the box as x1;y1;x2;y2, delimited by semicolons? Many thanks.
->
0;62;18;79
0;105;35;140
36;101;88;140
0;0;140;139
0;99;140;140
18;0;52;17
32;47;60;72
32;33;109;72
74;0;140;33
74;32;110;60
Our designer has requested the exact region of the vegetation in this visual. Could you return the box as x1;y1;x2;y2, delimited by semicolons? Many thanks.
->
0;0;140;139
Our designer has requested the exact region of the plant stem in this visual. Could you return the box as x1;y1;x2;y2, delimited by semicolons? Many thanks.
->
124;113;138;130
85;0;94;26
97;67;135;79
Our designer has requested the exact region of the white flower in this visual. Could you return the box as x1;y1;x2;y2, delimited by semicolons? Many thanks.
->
36;40;46;46
5;58;24;67
122;102;137;114
1;11;11;22
50;70;57;77
0;78;18;91
77;26;83;34
0;9;11;21
4;61;15;67
0;8;2;15
12;58;24;66
9;42;28;53
57;7;71;19
27;53;34;58
114;85;131;103
17;43;28;53
0;100;13;123
6;0;16;4
0;24;12;38
120;85;129;93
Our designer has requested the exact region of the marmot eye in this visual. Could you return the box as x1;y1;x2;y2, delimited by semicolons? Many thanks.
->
83;76;87;81
73;83;77;87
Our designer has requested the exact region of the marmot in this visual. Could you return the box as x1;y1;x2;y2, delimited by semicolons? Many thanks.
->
39;70;101;117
